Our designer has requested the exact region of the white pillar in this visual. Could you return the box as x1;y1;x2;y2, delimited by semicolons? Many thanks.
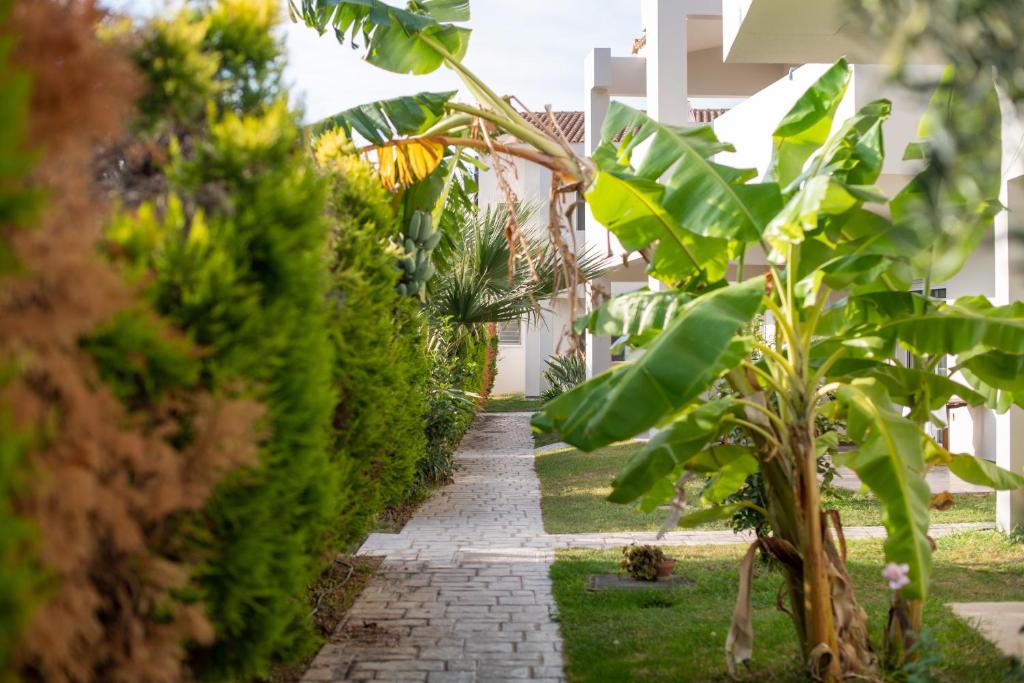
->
584;48;613;380
585;277;612;379
642;0;690;126
995;177;1024;532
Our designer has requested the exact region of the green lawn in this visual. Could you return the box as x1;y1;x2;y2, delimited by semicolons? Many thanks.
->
485;393;541;412
551;532;1024;682
535;442;996;534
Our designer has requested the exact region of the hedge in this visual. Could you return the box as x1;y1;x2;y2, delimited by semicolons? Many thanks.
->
0;3;262;682
0;1;495;680
314;131;430;547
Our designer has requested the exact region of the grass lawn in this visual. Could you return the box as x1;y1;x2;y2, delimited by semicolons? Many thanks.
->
485;393;541;412
551;532;1024;682
536;442;996;534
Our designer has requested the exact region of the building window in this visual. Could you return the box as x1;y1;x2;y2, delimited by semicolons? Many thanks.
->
575;193;586;231
498;319;522;345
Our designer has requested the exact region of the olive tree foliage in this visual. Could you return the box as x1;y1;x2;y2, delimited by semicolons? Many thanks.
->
294;2;1024;680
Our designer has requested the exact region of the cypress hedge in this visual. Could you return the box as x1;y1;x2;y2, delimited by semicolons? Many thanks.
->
0;0;497;679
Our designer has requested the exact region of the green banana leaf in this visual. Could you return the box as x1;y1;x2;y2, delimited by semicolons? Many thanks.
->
691;445;759;503
763;96;892;259
948;453;1024;490
769;59;851;186
585;169;731;281
608;399;737;504
533;277;764;452
597;103;781;243
879;297;1024;357
838;378;932;600
311;91;457;142
574;289;692;337
958;349;1024;392
292;0;470;75
827;358;984;412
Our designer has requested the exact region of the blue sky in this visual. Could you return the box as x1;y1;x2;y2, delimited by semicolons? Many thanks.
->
104;1;642;122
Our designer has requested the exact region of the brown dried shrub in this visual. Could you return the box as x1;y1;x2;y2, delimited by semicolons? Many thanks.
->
1;2;261;681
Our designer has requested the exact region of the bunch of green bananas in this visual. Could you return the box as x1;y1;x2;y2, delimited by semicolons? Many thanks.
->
396;210;440;297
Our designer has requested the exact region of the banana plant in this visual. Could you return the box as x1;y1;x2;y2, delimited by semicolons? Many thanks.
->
291;0;587;185
295;3;1024;679
534;61;1024;680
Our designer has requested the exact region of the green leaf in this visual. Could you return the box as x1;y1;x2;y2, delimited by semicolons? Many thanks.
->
881;297;1024;357
585;169;731;281
535;277;764;451
948;454;1024;490
770;59;851;185
690;445;759;504
608;399;736;504
312;91;457;143
838;378;932;599
959;349;1024;392
827;358;984;412
419;0;470;21
597;103;782;243
677;503;752;528
295;0;470;75
574;288;692;336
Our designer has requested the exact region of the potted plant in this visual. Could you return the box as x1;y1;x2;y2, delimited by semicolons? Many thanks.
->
620;544;675;582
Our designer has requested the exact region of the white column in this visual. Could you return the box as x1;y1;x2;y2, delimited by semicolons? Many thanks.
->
995;177;1024;532
642;0;690;126
584;48;613;380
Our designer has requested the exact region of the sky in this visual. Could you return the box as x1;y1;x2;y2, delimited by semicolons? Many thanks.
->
105;1;643;122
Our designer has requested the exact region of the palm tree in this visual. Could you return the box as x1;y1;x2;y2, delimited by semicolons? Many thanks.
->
429;202;607;347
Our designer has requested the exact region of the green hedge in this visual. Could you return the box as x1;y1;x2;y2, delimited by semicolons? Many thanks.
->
315;132;430;547
1;1;495;679
117;5;339;678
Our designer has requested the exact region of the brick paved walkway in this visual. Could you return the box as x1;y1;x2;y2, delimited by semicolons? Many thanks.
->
302;412;995;682
302;412;563;682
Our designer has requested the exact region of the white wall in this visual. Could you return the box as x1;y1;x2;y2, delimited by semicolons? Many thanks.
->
492;342;526;396
479;145;587;397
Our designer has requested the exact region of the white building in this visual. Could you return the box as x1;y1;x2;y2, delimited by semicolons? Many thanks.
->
572;0;1024;531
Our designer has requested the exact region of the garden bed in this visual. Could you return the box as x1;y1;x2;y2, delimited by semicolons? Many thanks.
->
260;555;383;683
550;532;1024;682
535;442;996;534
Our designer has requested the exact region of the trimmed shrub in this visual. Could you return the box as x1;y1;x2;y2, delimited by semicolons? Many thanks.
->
314;131;430;547
0;3;261;682
111;4;340;678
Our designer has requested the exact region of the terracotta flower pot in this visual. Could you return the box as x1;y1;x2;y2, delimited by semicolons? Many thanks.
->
655;558;676;581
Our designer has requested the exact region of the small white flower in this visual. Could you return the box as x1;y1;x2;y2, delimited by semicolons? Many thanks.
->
882;562;911;591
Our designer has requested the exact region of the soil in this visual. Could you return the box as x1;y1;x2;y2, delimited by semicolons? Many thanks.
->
257;554;383;683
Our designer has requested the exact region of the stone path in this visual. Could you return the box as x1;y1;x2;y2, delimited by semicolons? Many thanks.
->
302;412;563;682
950;602;1024;659
302;412;996;682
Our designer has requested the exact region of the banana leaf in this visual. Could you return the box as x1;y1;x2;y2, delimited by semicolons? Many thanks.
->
597;102;781;243
311;91;457;142
839;378;932;600
608;398;737;504
585;169;731;281
533;277;764;452
292;0;470;75
769;59;851;186
574;289;692;337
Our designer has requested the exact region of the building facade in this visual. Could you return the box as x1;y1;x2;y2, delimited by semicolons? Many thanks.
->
578;0;1024;531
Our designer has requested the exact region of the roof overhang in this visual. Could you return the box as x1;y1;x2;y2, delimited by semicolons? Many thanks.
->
722;0;884;64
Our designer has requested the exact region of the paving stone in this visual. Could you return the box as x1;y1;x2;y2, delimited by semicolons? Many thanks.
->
300;412;993;682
